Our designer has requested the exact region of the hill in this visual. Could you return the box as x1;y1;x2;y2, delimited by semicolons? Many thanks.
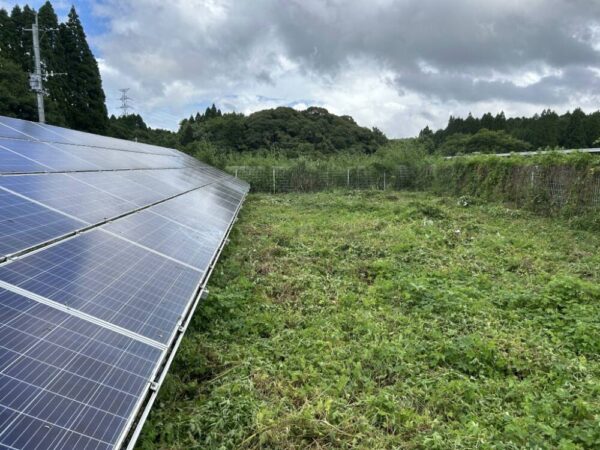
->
178;105;388;155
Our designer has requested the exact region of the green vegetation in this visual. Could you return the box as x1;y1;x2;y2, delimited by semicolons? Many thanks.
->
421;152;600;230
197;140;598;231
179;105;387;155
436;129;532;156
137;191;600;449
193;138;428;171
423;108;600;155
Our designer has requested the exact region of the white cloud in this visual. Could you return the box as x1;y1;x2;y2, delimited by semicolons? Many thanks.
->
92;0;600;136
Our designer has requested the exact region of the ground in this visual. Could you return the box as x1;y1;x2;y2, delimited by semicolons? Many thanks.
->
136;191;600;450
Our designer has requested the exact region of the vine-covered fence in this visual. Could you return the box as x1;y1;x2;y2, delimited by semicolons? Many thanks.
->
225;157;600;224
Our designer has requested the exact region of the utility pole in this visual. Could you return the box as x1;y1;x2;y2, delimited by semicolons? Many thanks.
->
27;13;45;123
119;88;133;116
25;13;62;124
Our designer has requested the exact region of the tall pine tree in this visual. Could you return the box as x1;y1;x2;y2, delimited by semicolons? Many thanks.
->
59;6;108;133
562;108;587;148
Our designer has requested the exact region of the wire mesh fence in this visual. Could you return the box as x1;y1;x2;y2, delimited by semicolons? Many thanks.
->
226;165;412;193
226;163;600;214
482;164;600;210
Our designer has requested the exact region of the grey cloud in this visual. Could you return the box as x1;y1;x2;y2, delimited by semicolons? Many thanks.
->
93;0;600;135
269;0;600;101
395;66;600;104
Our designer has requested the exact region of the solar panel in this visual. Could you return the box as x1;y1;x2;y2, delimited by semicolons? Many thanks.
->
0;174;138;224
102;209;216;270
47;143;180;171
150;189;237;231
0;288;162;449
0;146;50;174
0;140;102;173
0;230;201;344
0;189;84;259
0;114;249;449
0;116;67;143
35;122;180;157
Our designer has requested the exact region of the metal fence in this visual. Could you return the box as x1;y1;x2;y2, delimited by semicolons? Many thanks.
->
226;163;600;214
426;162;600;212
507;164;600;208
226;165;412;193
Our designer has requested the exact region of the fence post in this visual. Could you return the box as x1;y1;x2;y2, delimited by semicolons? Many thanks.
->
272;168;276;193
347;168;350;188
235;168;238;178
383;171;386;190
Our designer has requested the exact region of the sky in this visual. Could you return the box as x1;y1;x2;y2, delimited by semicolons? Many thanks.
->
4;0;600;137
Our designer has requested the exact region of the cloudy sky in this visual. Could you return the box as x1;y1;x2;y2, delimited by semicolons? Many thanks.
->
8;0;600;136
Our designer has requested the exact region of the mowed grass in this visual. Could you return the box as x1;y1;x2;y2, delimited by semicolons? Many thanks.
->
137;191;600;449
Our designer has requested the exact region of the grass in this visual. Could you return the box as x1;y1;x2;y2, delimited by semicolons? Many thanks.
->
136;191;600;449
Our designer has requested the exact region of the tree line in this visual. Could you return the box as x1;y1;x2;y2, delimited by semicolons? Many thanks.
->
420;109;600;155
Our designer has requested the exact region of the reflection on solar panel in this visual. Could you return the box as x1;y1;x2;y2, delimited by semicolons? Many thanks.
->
0;115;249;449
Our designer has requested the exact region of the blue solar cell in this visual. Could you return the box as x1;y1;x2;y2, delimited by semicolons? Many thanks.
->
0;116;67;142
0;174;138;224
37;122;180;157
0;230;202;344
150;186;241;232
0;139;101;172
146;167;220;192
0;138;190;174
204;182;247;207
0;146;49;174
68;172;168;207
0;123;31;140
0;189;84;258
115;170;185;197
50;143;187;171
218;175;251;194
0;288;162;450
103;209;216;270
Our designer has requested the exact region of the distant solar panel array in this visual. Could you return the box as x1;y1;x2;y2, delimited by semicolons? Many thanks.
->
0;115;249;449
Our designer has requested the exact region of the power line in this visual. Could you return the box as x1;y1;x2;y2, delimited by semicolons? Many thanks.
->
119;88;133;116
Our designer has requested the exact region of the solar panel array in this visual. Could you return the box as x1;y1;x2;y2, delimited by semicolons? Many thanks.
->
0;115;249;449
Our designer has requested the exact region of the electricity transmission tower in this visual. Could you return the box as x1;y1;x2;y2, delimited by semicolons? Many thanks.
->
25;13;62;123
119;89;133;116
